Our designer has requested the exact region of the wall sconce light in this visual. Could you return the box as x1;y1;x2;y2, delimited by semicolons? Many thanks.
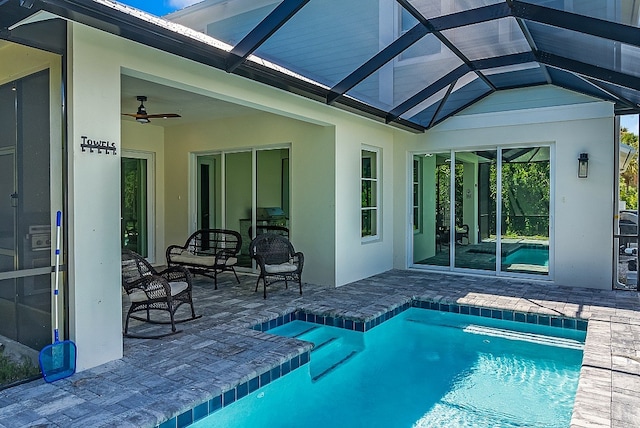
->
578;153;589;178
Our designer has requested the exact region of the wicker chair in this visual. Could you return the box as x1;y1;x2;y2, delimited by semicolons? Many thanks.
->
249;233;304;299
166;229;242;289
121;249;199;338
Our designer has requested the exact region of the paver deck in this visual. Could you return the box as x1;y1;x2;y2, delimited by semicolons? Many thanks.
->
1;270;639;427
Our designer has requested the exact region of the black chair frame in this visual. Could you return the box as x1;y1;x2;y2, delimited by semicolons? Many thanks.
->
249;233;304;299
122;249;200;338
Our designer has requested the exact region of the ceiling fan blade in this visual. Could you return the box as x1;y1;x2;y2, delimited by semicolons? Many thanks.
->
122;113;181;119
144;113;181;118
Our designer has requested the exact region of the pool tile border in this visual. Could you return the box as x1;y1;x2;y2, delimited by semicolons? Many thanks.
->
157;297;587;428
411;300;588;332
251;299;587;334
157;350;310;428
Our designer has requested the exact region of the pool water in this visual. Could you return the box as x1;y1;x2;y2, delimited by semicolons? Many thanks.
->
192;308;584;428
502;247;549;267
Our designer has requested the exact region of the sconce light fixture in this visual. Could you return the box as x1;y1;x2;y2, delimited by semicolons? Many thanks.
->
578;153;589;178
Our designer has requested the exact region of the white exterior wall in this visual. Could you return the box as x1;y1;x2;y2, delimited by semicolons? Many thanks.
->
334;120;396;286
394;87;615;290
67;25;124;370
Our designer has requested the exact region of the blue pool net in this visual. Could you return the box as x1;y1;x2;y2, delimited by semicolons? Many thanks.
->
39;340;77;383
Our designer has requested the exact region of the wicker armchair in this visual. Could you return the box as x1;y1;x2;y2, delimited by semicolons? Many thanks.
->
249;233;304;299
121;249;199;338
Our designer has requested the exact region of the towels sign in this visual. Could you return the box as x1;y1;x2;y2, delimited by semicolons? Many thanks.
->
80;136;117;155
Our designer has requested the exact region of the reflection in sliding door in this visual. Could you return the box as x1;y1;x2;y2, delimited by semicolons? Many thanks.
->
225;152;252;268
256;148;289;234
121;157;148;258
413;153;451;268
500;147;550;275
454;151;497;271
197;154;221;230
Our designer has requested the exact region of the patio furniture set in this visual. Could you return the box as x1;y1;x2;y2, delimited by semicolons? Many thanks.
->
120;228;304;338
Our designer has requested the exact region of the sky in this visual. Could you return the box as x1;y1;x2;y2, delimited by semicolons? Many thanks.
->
621;114;639;135
117;0;201;16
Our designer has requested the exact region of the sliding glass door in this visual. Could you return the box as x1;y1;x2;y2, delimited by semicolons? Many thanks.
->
412;153;451;268
454;150;497;272
412;146;551;277
121;152;154;261
500;147;550;275
196;147;290;270
225;151;253;268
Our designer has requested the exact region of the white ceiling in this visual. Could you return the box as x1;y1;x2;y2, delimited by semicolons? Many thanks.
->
121;75;259;127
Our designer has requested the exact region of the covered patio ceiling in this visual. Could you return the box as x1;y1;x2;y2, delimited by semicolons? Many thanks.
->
1;0;640;132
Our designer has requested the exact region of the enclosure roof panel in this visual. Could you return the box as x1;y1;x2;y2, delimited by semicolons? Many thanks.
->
2;0;638;132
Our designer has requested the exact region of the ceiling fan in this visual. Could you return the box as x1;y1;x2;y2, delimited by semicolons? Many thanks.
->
122;95;181;124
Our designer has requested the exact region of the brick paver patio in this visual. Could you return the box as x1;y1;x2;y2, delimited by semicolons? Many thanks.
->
0;270;638;427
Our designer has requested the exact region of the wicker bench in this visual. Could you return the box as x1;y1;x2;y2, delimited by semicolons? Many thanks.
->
166;229;242;289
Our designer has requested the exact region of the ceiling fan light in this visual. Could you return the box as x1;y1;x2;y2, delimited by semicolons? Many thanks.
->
136;116;150;124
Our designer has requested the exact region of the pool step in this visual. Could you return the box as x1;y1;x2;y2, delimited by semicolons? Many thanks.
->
463;325;584;350
309;336;360;382
311;349;358;382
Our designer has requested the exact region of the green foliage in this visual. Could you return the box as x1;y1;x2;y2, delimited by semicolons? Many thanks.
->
0;348;40;387
620;127;638;210
488;160;550;238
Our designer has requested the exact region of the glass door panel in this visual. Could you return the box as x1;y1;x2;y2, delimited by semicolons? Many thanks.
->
197;154;222;230
0;149;17;344
454;150;497;271
500;147;550;275
255;148;290;237
225;152;252;268
121;157;148;257
413;152;451;268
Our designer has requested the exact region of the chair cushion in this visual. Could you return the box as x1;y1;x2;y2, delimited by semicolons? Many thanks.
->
264;262;298;274
129;281;189;303
170;250;237;267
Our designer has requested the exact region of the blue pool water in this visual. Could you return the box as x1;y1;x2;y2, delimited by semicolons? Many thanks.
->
192;308;584;428
503;247;549;267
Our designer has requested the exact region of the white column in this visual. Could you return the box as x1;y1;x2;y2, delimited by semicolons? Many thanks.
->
67;24;123;371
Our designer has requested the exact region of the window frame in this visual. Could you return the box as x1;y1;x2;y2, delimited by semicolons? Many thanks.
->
413;155;422;234
361;146;381;241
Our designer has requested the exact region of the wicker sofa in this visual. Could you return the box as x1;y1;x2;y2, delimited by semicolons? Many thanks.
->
166;229;242;289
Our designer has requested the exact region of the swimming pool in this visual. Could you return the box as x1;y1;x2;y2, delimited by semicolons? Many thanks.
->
191;308;584;428
503;246;549;267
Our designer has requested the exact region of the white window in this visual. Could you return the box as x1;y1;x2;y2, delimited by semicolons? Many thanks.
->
413;156;422;233
362;147;380;239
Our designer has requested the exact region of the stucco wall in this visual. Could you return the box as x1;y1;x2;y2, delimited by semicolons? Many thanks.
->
393;86;615;290
68;24;124;370
333;120;396;286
